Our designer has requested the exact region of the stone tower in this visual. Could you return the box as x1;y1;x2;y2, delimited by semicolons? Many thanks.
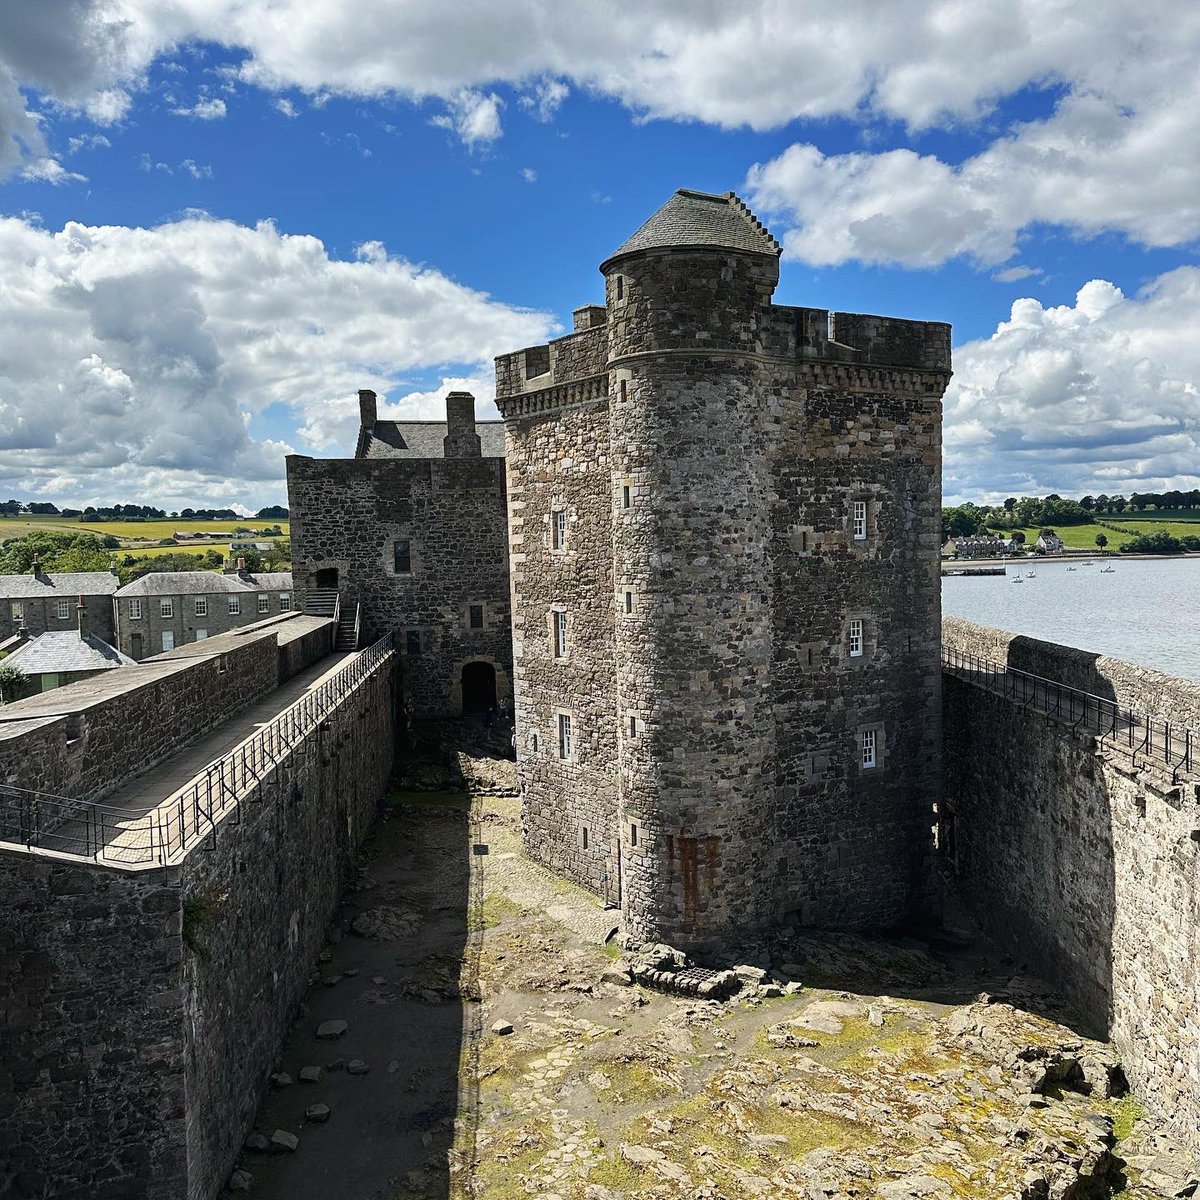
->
497;189;951;952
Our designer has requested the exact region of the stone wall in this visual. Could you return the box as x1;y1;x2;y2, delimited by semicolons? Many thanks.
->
287;455;511;718
180;653;396;1200
942;618;1200;1151
0;853;188;1200
504;398;618;897
0;646;397;1199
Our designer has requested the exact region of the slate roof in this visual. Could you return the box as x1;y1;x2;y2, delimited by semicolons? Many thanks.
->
0;571;120;600
358;420;506;460
602;189;782;269
114;571;293;597
6;631;135;675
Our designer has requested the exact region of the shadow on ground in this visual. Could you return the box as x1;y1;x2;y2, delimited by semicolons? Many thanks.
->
242;791;475;1200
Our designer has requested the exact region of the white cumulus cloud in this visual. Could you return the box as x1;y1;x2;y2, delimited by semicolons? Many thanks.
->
944;271;1200;502
171;96;227;119
431;88;503;148
0;214;553;508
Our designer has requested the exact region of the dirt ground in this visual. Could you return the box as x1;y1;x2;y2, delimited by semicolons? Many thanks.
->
233;772;1167;1200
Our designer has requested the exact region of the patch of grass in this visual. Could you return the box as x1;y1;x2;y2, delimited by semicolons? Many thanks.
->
586;1152;646;1193
589;1055;681;1109
601;940;623;960
1110;1093;1147;1142
468;893;527;933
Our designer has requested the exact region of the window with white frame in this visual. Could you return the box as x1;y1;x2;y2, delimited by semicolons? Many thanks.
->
160;598;173;618
10;601;22;622
848;618;864;658
279;593;290;610
552;509;567;552
553;610;567;659
852;499;868;540
55;599;71;620
130;598;143;620
194;597;208;617
228;597;240;615
258;595;270;613
862;728;877;769
558;712;572;759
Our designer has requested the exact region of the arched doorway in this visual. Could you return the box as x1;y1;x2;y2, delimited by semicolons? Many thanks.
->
314;567;339;589
461;661;496;716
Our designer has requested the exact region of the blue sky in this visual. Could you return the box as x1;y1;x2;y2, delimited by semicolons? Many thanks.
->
1;2;1198;511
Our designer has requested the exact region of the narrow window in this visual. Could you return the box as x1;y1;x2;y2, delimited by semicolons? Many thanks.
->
801;530;808;552
405;630;422;656
394;538;412;574
558;713;572;759
621;484;631;509
160;599;173;618
469;604;484;629
258;595;270;614
862;729;877;769
228;597;240;616
618;378;627;403
194;597;208;617
130;598;143;620
848;618;864;658
615;275;624;301
279;593;290;610
552;510;566;552
55;599;71;620
624;590;634;615
553;610;567;659
628;714;637;739
530;731;539;753
852;500;868;540
581;826;589;850
629;822;638;847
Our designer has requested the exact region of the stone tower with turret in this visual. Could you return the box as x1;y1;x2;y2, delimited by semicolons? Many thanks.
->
497;189;951;951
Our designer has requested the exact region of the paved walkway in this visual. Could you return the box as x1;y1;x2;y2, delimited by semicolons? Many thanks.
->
39;651;359;865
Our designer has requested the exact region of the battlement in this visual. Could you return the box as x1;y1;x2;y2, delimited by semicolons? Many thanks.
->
495;322;608;400
767;305;952;373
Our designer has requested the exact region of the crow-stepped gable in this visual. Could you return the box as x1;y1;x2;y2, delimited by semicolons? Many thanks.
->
497;188;952;951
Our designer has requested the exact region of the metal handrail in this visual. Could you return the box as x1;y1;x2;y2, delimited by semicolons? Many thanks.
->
1;635;394;865
942;644;1196;783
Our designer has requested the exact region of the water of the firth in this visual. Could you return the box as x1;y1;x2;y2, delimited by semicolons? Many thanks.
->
941;557;1200;681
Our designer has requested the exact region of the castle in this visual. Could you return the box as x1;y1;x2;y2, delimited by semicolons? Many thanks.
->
1;190;1195;1199
291;188;952;950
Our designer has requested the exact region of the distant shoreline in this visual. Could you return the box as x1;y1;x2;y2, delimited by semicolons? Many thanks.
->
943;552;1200;570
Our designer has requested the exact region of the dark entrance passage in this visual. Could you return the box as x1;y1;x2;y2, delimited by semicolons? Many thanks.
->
461;661;496;716
313;567;339;589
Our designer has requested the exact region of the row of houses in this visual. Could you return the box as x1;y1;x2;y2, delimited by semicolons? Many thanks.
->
943;530;1065;557
0;561;292;696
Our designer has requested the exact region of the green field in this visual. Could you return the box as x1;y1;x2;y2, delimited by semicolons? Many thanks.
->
987;517;1200;550
0;514;288;546
1107;508;1200;523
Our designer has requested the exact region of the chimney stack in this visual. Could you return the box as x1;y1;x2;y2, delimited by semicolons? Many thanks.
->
31;553;42;577
236;556;248;577
358;389;378;428
443;391;482;458
76;594;88;641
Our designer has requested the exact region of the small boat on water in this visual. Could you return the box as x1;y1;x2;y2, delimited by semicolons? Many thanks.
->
1100;565;1116;574
1026;569;1037;578
1012;575;1024;583
1082;560;1094;566
1066;566;1077;571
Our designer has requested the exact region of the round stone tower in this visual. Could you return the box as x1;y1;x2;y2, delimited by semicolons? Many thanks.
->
603;189;782;951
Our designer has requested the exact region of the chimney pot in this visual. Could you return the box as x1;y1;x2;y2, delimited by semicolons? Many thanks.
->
358;389;378;428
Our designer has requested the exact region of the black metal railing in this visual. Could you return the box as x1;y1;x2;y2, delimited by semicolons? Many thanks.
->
943;645;1196;783
0;634;394;866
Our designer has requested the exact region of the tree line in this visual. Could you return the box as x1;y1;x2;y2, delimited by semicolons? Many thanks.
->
0;501;288;520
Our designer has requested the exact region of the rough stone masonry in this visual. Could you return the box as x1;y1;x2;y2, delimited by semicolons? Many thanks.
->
496;189;951;952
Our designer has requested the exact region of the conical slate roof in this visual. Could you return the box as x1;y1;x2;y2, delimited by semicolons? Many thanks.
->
601;189;781;269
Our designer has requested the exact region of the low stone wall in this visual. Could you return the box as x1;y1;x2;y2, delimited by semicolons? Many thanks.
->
0;648;398;1200
942;618;1200;1152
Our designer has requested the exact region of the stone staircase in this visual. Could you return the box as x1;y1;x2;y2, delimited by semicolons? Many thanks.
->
304;588;360;651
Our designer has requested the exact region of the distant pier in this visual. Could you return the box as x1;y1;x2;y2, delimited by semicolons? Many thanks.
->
942;564;1007;577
